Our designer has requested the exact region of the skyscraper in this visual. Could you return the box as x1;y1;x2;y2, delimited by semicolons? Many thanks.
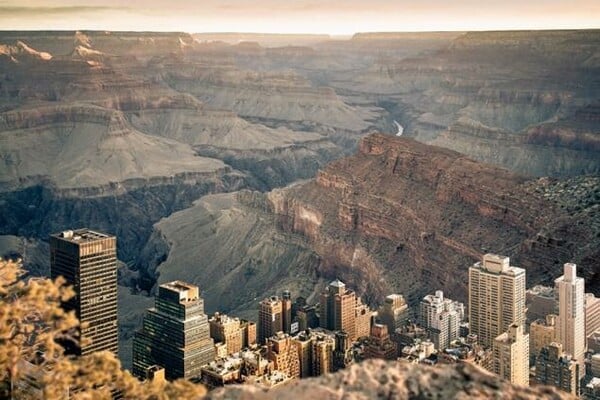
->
292;329;335;377
209;313;243;355
419;290;464;350
469;254;526;349
258;296;283;344
586;293;600;340
132;281;215;380
555;263;586;379
530;314;556;365
50;229;118;356
320;279;357;340
526;285;557;323
354;299;372;340
535;342;579;396
282;290;293;335
378;294;409;334
493;323;529;386
363;323;397;360
265;332;300;379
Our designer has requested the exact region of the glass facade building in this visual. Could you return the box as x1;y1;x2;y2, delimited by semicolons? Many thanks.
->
50;229;118;356
132;281;215;380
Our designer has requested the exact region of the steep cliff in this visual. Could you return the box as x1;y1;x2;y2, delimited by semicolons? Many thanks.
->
0;31;355;268
138;191;324;317
163;64;381;133
141;134;599;315
267;134;599;303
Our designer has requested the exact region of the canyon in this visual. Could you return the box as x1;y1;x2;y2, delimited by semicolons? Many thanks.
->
0;30;598;369
145;134;599;317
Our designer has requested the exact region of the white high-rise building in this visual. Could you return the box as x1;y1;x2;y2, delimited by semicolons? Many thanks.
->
586;293;600;339
419;290;464;350
469;254;526;349
493;323;529;386
555;263;586;379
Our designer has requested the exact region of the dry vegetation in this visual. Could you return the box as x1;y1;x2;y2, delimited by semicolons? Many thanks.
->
0;259;206;399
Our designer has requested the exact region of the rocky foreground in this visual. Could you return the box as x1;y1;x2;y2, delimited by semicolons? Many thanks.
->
209;359;572;400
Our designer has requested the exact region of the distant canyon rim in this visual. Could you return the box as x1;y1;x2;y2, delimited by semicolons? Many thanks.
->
0;30;598;367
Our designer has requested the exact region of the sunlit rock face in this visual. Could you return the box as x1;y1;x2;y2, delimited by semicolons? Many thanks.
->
141;134;598;321
208;359;574;400
260;133;599;304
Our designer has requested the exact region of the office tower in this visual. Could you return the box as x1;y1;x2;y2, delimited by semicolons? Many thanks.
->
320;279;357;340
132;281;215;380
50;229;118;356
493;323;529;386
589;331;600;354
555;263;586;379
419;290;464;350
586;293;600;339
591;353;600;377
378;294;409;334
333;331;352;371
355;300;372;339
296;304;319;332
265;332;300;379
526;285;557;323
363;323;397;360
530;314;556;364
469;254;526;349
240;320;257;349
293;329;335;377
282;290;292;334
312;333;335;376
209;313;244;355
294;333;313;378
535;342;579;395
258;296;283;345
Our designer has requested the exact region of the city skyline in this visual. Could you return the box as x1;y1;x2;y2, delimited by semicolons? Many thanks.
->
0;1;598;34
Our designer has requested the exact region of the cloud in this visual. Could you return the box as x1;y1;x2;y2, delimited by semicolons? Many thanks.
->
0;6;127;16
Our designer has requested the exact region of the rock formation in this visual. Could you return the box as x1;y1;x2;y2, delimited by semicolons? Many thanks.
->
143;134;598;320
323;30;600;176
208;359;573;400
0;30;598;371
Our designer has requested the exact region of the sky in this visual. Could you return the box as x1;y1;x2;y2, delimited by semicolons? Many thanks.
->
0;1;599;34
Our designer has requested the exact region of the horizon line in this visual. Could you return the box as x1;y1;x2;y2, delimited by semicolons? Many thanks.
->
0;27;599;36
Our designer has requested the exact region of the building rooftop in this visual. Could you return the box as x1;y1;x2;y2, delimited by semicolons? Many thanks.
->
473;254;525;276
330;279;345;288
261;296;281;305
159;280;199;302
527;285;555;297
255;371;290;388
203;356;243;375
51;228;113;244
210;313;240;325
161;280;197;293
586;377;600;389
384;294;407;306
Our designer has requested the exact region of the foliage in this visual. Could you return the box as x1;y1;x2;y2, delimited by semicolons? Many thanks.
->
0;259;207;399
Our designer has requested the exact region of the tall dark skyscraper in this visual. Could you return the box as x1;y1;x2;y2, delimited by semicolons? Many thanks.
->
132;281;215;380
50;229;118;356
258;296;283;345
320;279;357;340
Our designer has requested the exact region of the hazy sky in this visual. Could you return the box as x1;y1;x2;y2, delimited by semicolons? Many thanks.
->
1;1;598;34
